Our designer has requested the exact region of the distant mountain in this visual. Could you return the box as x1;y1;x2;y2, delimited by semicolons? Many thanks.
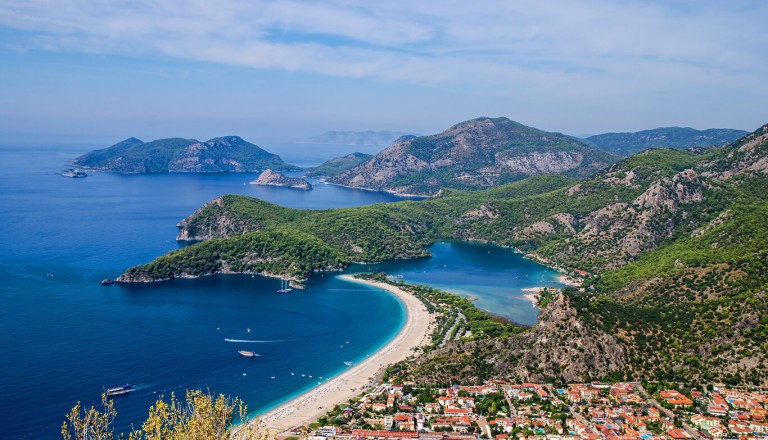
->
586;127;748;156
306;131;416;148
304;152;373;177
73;136;294;173
331;117;618;196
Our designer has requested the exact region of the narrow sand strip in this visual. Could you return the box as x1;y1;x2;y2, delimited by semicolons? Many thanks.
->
257;274;434;432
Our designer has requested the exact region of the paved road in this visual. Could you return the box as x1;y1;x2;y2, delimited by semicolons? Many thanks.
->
501;386;518;418
477;415;491;438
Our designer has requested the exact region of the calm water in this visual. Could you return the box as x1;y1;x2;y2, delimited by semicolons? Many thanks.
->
0;144;560;438
356;242;564;326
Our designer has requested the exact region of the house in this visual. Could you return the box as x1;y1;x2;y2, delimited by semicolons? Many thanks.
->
351;430;418;440
750;421;768;434
438;396;455;407
489;417;514;433
390;385;405;396
708;425;728;439
316;426;340;437
416;413;425;431
659;390;693;407
751;407;768;420
691;414;721;430
456;396;474;408
371;403;387;412
707;405;727;417
667;428;691;439
444;408;470;416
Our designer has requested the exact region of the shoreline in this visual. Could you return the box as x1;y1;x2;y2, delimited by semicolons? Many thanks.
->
321;181;430;198
256;274;435;433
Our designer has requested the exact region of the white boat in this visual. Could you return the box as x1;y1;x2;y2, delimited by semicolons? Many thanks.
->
238;350;260;358
106;384;133;396
344;361;354;366
277;279;293;293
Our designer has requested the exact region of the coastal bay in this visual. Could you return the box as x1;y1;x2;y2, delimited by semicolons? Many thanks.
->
0;146;417;439
0;145;560;438
259;275;435;432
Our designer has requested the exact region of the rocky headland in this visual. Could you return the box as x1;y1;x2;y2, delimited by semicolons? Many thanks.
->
250;169;312;190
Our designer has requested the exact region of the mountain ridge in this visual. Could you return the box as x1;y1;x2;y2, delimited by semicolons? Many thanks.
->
331;117;618;196
586;127;748;157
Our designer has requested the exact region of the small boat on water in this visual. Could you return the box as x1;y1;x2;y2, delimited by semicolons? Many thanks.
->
277;279;293;294
61;168;88;178
106;384;133;397
238;350;260;358
344;361;354;366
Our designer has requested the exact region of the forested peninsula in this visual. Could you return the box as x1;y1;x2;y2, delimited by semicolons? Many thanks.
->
113;123;768;386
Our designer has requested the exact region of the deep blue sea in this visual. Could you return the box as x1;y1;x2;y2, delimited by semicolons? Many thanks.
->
0;144;561;439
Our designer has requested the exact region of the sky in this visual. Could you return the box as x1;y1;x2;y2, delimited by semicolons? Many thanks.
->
1;0;767;145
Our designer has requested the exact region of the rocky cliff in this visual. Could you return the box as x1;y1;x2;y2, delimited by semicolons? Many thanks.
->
331;117;617;196
250;169;312;190
409;292;627;384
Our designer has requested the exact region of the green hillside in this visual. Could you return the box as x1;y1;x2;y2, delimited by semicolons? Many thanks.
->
304;152;373;177
118;123;768;385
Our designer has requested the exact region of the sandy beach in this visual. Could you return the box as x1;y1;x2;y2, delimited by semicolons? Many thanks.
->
256;274;435;433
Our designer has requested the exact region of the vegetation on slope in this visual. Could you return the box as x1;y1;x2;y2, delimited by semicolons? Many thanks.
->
121;230;348;281
586;127;748;156
304;152;373;177
121;123;768;386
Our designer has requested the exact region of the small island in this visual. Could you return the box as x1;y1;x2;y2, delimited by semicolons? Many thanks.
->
250;169;312;190
61;169;87;178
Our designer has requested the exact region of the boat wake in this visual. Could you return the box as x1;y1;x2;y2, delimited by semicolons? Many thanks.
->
224;339;282;343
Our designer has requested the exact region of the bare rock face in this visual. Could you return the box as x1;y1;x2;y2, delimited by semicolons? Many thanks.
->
495;150;584;174
250;169;312;190
175;197;264;242
409;292;627;384
506;293;627;382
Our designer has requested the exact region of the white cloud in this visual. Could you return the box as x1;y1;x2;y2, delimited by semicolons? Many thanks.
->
1;0;767;133
2;1;765;81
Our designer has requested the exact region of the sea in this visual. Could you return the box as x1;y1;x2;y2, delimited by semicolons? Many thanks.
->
0;143;562;438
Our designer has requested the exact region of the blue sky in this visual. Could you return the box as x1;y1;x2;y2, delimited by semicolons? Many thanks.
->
1;0;767;144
